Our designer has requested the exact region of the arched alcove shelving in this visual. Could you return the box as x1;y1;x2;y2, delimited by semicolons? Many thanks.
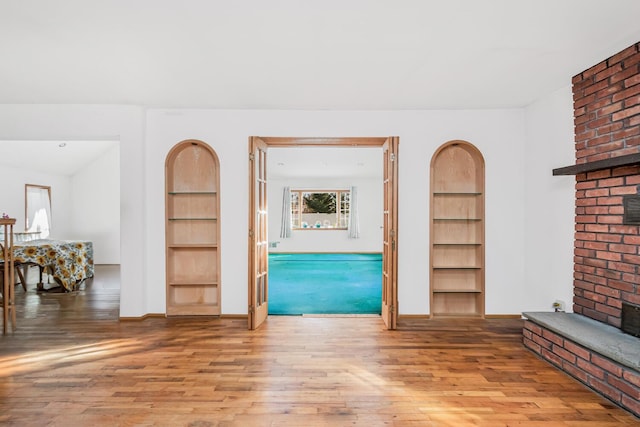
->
165;140;221;316
430;140;485;317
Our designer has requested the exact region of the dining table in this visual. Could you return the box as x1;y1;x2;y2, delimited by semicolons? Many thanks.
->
13;239;94;292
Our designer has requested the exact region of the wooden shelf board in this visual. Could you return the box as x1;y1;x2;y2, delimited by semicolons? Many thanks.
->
168;218;217;221
169;281;218;286
168;245;217;249
431;313;483;318
433;266;482;270
433;218;482;222
166;307;220;316
433;289;482;293
553;153;640;176
433;243;482;246
168;191;217;195
433;192;482;195
168;303;219;308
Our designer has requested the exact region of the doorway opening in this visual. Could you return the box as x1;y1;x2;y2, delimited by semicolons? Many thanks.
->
267;145;383;315
0;139;121;296
248;137;398;330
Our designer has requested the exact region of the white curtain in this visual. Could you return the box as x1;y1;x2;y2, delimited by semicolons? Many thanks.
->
280;186;292;238
26;186;52;238
348;186;360;239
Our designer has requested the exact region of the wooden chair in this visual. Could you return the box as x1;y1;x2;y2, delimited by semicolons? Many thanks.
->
0;243;27;292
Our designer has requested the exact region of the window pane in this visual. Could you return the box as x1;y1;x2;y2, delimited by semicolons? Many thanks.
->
302;192;336;213
25;184;52;238
291;192;300;228
339;192;350;228
301;192;334;228
291;190;350;229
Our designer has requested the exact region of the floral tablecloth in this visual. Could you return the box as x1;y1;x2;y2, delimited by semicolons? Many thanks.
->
13;239;94;291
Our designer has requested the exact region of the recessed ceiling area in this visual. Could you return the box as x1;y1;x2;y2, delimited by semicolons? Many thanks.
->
0;140;119;176
1;1;640;110
268;147;382;179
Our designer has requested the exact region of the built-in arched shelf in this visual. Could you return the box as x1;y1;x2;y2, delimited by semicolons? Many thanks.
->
165;140;221;316
430;140;485;317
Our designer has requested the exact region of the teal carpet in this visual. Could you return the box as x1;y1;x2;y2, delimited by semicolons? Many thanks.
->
268;253;382;315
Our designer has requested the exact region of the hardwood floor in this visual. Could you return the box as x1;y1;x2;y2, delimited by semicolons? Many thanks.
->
1;266;638;426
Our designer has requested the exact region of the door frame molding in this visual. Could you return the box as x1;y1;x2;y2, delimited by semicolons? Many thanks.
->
248;136;399;329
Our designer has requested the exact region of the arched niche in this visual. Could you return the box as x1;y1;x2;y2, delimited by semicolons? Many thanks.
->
430;140;485;317
165;140;221;316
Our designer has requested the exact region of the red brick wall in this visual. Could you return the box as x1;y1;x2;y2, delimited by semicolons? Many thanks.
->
523;320;640;417
572;42;640;326
573;42;640;164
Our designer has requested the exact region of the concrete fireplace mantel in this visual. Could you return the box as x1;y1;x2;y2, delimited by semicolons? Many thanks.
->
552;152;640;176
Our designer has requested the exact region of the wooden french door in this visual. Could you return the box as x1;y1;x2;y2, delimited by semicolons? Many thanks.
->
248;136;398;330
381;136;399;330
248;137;269;330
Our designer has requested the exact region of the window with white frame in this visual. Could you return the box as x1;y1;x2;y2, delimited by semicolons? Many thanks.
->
291;189;350;230
25;184;52;238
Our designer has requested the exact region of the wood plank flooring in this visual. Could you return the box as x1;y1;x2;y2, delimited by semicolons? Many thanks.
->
0;265;638;426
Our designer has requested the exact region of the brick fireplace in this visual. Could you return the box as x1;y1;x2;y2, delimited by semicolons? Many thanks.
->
569;42;640;327
523;41;640;417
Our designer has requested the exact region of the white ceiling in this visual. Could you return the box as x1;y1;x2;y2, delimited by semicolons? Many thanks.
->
0;140;118;176
2;2;639;178
1;1;640;110
268;147;382;179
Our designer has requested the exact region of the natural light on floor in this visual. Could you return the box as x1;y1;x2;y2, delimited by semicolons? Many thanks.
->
0;339;144;377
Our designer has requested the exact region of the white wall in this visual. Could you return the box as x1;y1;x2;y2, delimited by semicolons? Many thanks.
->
268;177;382;253
69;144;121;264
0;165;72;238
523;86;576;313
0;105;572;318
0;105;145;317
145;109;527;316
